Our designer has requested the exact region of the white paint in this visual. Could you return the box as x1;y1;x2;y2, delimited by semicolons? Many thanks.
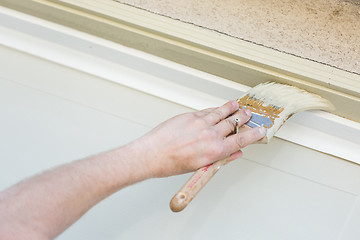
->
0;6;359;163
1;7;360;240
1;61;359;240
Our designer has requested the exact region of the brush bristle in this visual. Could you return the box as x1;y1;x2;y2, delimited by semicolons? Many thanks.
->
237;82;334;142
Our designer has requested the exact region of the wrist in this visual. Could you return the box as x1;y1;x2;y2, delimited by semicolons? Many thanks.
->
119;137;160;180
125;134;172;179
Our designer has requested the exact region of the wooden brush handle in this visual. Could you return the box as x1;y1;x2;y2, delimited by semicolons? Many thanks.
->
170;158;230;212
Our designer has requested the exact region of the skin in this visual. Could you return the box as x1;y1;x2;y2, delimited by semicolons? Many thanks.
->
0;100;266;240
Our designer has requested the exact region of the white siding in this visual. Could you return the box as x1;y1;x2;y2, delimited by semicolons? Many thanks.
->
1;7;360;240
1;43;360;240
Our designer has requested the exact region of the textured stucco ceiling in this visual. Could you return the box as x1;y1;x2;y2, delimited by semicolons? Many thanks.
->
117;0;360;75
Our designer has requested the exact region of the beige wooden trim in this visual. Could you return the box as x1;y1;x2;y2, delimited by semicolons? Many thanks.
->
1;6;359;163
1;0;360;122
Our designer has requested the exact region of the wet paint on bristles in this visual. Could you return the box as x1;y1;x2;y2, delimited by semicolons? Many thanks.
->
237;82;334;142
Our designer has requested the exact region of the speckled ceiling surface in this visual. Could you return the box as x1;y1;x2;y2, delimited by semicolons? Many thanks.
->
116;0;360;75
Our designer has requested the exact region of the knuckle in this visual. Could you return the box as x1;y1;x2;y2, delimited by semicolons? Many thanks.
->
200;107;214;114
236;135;246;148
207;144;224;158
183;112;197;121
194;116;207;126
200;128;217;140
225;118;235;132
211;110;224;122
193;112;204;118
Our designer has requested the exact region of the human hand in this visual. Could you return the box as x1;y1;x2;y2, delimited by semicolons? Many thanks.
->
0;101;267;239
137;100;266;178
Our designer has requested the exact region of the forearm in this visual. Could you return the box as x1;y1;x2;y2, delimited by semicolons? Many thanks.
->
0;141;153;240
0;101;265;240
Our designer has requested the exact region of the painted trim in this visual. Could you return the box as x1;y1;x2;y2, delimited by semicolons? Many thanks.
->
1;0;360;123
0;7;359;163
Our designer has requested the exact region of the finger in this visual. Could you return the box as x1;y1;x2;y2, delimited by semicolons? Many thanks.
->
223;126;267;155
214;108;252;136
194;107;216;117
204;100;239;125
200;107;216;113
225;150;243;165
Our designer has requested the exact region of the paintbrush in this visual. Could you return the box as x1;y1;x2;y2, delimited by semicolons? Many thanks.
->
170;82;334;212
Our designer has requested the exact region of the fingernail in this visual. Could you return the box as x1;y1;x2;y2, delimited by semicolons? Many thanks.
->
244;108;252;117
231;100;239;109
258;127;267;136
